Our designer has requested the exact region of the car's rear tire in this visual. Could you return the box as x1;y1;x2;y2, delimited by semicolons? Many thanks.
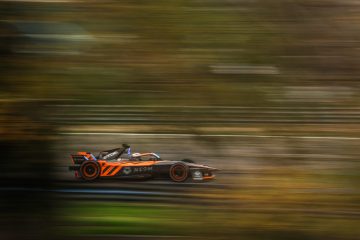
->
80;161;101;181
169;163;189;182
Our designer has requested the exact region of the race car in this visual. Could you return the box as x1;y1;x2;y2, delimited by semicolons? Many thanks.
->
69;144;218;182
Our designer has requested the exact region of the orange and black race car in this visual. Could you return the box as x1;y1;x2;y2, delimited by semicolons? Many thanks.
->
69;144;218;182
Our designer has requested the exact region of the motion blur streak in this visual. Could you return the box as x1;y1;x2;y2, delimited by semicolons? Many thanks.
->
1;1;360;240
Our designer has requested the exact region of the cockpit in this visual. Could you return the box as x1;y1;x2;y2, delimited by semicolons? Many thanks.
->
97;144;161;162
129;152;161;161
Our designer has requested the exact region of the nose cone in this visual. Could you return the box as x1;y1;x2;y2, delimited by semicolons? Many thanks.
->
187;163;219;171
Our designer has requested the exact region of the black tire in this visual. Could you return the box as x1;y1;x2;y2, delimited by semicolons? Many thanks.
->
169;163;189;182
181;159;195;163
80;161;101;181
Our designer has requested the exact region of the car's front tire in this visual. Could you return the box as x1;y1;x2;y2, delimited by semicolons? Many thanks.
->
169;163;189;182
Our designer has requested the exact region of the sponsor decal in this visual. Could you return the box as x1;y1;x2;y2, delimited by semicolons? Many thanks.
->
123;167;132;175
103;151;119;159
133;166;153;173
192;170;203;180
122;166;152;176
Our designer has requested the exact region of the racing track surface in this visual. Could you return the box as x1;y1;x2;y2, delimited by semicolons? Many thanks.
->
52;131;360;210
52;177;231;205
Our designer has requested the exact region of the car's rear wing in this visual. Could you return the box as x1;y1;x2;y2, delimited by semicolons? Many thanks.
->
71;152;97;164
71;154;88;165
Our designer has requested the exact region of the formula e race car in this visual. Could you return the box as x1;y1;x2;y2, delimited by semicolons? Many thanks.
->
69;144;218;182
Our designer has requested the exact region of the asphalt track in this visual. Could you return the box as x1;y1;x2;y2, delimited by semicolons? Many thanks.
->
1;176;231;205
50;167;233;204
5;173;359;217
53;127;360;206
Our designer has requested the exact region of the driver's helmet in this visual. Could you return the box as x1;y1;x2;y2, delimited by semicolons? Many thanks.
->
131;153;141;158
131;153;142;160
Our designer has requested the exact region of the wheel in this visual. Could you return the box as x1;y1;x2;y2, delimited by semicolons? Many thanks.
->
169;163;189;182
80;161;101;181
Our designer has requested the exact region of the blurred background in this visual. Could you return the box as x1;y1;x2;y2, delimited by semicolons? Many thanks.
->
1;0;359;240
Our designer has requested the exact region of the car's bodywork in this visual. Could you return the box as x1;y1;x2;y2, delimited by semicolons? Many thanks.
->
69;144;218;182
